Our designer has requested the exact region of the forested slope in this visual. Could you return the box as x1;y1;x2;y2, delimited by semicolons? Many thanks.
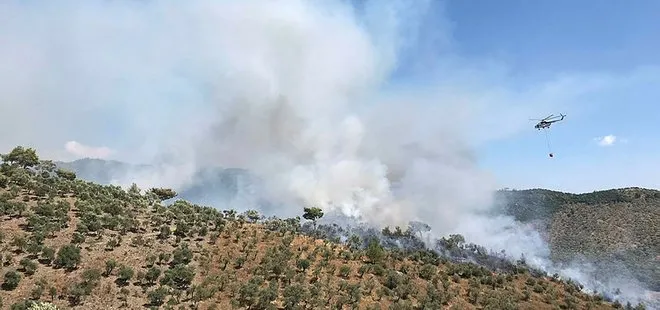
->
496;188;660;292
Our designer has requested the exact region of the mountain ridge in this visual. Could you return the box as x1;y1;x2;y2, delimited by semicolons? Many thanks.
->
494;187;660;294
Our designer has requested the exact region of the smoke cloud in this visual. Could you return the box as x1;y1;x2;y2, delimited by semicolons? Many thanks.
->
64;141;115;159
0;0;507;230
0;0;654;307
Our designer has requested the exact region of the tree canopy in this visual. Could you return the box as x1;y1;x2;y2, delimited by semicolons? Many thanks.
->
302;207;324;228
149;187;178;201
1;146;39;168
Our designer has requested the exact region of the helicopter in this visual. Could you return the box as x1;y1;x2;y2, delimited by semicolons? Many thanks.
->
531;113;565;130
530;113;566;158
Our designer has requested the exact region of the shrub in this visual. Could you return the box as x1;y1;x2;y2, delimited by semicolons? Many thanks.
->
3;270;21;290
54;244;81;271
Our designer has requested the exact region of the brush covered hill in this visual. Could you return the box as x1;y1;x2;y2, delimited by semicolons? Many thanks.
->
494;188;660;292
0;146;639;310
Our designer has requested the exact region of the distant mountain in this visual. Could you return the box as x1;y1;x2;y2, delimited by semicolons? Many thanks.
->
495;187;660;292
55;158;148;185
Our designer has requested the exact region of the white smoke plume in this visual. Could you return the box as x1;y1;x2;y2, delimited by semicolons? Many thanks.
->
0;0;654;307
64;141;115;159
0;0;505;230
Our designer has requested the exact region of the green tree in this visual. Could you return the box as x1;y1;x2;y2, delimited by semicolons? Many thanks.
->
302;207;324;229
245;210;261;223
55;169;76;181
30;280;45;300
116;265;134;286
160;264;195;291
11;235;27;253
419;264;437;280
296;258;311;272
174;221;190;238
283;283;309;309
128;183;141;196
81;268;102;285
41;247;55;265
54;244;81;271
2;270;21;290
339;265;351;279
145;254;157;268
158;225;171;240
158;253;171;265
26;241;43;258
49;286;57;301
348;234;361;250
148;286;169;306
171;244;193;266
145;267;161;285
119;287;130;308
71;232;85;245
149;188;177;201
104;259;118;276
19;258;38;276
68;282;89;306
365;238;385;264
1;146;39;168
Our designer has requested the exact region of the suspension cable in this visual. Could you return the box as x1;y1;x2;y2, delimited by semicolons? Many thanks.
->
544;128;553;157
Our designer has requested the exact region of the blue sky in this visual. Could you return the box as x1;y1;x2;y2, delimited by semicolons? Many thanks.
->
427;0;660;192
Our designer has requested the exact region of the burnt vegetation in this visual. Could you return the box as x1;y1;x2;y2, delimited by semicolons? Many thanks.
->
0;146;647;309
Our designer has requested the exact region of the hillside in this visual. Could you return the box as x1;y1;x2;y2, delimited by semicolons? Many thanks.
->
0;146;641;309
495;188;660;292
